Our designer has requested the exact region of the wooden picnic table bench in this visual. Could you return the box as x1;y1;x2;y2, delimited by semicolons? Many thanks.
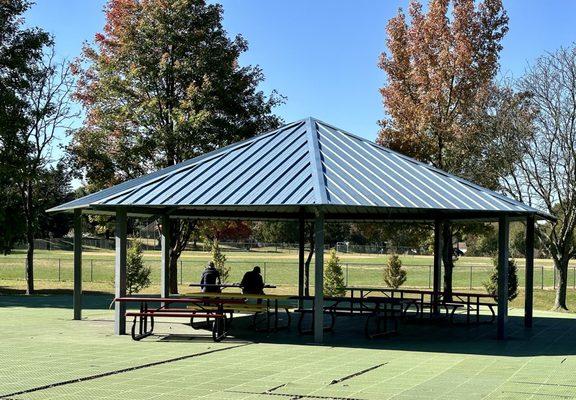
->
114;296;245;342
184;292;294;332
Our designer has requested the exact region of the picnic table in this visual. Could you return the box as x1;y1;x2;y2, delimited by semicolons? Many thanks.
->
347;287;497;324
295;295;404;339
185;291;293;332
114;296;245;342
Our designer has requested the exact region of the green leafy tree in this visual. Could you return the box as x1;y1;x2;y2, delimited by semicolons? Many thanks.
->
126;240;151;294
0;0;35;254
211;240;229;283
35;163;75;239
252;221;299;244
68;0;282;294
483;258;518;301
324;249;346;297
0;1;75;293
383;254;407;289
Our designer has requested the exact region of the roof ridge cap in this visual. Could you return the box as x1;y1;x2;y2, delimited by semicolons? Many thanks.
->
306;117;328;205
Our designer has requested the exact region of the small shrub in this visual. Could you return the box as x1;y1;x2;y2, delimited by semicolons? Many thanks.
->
383;254;407;288
324;248;346;296
126;240;151;294
483;258;519;301
211;240;229;283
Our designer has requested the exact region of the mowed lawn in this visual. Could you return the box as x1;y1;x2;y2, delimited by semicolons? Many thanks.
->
1;294;576;400
1;249;575;288
2;249;576;312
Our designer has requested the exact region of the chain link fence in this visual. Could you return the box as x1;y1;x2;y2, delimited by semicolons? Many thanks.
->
1;257;575;290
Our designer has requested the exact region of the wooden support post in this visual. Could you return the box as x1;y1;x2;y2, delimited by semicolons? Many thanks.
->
525;215;535;328
115;209;127;335
73;209;82;320
160;214;170;299
497;215;510;340
313;211;325;343
298;216;305;309
433;220;443;315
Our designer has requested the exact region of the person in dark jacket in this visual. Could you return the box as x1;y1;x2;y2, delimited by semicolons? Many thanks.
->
240;266;265;295
200;262;221;293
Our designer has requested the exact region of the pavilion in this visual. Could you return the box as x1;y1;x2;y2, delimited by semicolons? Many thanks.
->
48;117;552;342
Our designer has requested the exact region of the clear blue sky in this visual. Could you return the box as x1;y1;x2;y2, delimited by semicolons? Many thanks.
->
25;0;576;142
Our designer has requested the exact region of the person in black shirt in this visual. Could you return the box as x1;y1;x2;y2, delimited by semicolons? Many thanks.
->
200;262;221;293
240;266;265;295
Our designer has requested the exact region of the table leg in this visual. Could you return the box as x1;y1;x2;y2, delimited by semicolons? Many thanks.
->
274;300;279;331
267;299;271;332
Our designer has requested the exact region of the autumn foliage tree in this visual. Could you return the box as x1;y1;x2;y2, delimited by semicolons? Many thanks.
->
68;0;282;293
377;0;513;297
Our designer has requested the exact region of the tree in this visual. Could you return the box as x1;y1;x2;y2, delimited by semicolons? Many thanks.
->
198;220;252;245
0;0;49;254
252;221;299;244
0;187;24;255
503;45;576;310
211;240;229;283
324;249;346;297
68;0;282;294
126;240;151;294
483;258;518;301
35;162;75;239
383;254;407;289
0;1;74;293
377;0;511;297
17;49;76;294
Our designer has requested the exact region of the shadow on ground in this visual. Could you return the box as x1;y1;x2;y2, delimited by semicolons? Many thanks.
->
192;312;576;358
0;292;113;309
2;293;576;359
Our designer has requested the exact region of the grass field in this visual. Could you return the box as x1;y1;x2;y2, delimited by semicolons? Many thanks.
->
2;249;576;312
1;294;576;399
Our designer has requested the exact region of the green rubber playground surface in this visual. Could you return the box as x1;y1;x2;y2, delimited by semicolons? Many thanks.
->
1;294;576;399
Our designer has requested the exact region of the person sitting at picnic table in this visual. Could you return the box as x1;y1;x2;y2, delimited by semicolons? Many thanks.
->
240;266;265;295
200;261;221;293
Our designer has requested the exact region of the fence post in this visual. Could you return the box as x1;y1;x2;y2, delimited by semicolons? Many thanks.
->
428;265;431;289
541;266;544;289
58;258;61;281
469;265;473;289
90;260;93;282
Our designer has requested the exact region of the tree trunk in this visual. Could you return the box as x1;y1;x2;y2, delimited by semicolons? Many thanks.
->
24;181;35;295
554;258;569;310
168;219;195;294
442;222;454;302
168;249;180;294
26;230;34;295
304;223;314;296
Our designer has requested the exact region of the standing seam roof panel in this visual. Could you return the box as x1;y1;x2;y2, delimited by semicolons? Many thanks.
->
185;125;306;205
318;125;443;209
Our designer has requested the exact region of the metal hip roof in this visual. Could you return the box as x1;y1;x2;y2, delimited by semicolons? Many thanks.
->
48;117;551;220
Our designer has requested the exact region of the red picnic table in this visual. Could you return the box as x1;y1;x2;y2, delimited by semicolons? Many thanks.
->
114;296;245;342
